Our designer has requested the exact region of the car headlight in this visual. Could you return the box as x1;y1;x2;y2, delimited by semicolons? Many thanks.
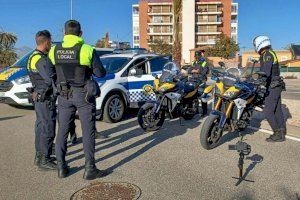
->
15;75;31;85
223;91;238;99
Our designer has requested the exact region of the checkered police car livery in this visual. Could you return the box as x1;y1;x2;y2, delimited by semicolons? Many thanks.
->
95;53;170;123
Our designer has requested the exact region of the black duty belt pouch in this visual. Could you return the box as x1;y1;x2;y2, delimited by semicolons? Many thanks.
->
84;79;101;103
58;82;72;99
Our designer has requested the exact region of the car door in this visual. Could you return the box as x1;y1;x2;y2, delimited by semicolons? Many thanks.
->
127;57;156;107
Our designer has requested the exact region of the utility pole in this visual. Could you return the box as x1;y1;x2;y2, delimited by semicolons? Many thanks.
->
70;0;73;19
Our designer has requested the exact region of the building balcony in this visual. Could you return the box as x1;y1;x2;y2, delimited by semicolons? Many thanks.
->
197;41;216;45
148;22;173;25
196;11;222;15
196;2;222;5
148;32;173;36
232;3;238;15
148;12;172;16
196;21;222;25
196;32;222;35
148;42;174;45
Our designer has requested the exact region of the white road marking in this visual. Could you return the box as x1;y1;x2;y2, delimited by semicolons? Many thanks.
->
248;126;300;142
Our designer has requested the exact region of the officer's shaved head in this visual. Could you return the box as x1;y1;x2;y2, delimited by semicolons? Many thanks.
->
35;30;51;46
64;20;82;36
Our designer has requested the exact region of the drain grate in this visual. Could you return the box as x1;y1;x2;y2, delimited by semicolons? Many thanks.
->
70;182;141;200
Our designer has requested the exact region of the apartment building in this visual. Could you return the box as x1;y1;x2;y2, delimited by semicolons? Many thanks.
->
132;0;238;63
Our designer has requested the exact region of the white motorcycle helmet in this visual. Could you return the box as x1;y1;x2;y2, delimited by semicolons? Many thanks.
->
253;35;271;53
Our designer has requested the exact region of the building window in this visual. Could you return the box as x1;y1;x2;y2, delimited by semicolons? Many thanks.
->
133;7;139;14
152;16;163;23
197;5;218;12
231;35;237;42
231;5;238;13
231;27;237;33
197;25;217;33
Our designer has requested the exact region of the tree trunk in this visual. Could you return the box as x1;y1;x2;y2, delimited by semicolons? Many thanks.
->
172;0;182;65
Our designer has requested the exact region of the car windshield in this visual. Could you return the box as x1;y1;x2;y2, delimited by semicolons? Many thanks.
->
11;51;33;68
100;57;132;74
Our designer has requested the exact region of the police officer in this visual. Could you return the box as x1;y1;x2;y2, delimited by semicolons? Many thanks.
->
27;30;57;170
253;36;286;142
190;50;209;115
49;20;106;179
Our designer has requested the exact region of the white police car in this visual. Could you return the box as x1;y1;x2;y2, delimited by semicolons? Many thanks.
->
96;53;170;123
0;48;114;107
0;50;170;123
0;51;32;106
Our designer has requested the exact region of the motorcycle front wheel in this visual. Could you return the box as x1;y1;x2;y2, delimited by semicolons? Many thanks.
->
200;114;223;150
138;103;165;132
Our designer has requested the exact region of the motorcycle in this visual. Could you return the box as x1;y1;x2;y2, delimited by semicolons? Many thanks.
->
138;61;206;132
200;61;267;150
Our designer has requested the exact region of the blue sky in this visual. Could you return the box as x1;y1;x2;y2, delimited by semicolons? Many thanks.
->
0;0;300;51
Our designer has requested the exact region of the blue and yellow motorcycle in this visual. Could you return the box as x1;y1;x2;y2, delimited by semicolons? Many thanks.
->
200;62;267;150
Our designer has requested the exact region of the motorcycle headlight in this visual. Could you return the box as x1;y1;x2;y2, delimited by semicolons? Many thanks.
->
159;87;167;93
223;91;238;99
15;75;31;85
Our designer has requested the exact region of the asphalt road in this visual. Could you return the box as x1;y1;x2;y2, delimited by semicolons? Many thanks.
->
0;103;299;200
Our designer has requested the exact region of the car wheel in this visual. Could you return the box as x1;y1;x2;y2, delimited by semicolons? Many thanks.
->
103;94;125;123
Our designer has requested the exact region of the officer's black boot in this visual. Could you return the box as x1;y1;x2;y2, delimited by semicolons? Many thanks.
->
39;154;57;170
70;133;78;144
266;129;285;142
83;161;109;180
34;151;42;166
57;161;69;178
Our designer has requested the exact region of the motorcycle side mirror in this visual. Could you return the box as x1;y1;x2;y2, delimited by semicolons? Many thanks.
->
129;68;137;76
252;71;267;80
255;71;267;77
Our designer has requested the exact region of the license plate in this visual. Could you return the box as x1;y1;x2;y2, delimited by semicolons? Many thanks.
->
0;92;5;97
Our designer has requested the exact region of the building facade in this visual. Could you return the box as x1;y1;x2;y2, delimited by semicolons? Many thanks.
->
132;0;238;63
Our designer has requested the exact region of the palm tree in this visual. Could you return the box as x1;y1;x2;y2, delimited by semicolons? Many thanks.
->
172;0;182;65
0;31;17;68
0;31;17;50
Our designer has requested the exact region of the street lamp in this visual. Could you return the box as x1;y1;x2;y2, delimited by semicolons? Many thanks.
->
70;0;73;19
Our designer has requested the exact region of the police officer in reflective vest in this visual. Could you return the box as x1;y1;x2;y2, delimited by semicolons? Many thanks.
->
49;20;107;179
27;30;57;170
253;36;286;142
191;50;209;115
